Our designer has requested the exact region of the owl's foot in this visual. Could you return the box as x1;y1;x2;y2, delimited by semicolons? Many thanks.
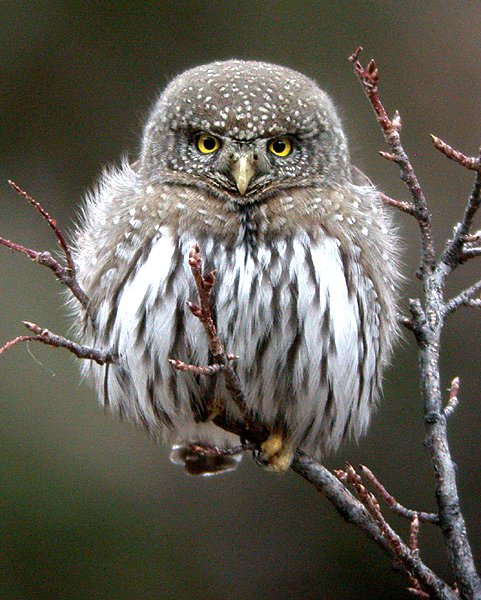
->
259;432;294;473
204;397;225;421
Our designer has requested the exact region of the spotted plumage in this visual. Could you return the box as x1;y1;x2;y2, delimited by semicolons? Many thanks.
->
73;60;400;475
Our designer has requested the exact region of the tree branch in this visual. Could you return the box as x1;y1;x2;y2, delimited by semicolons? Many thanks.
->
0;181;89;310
0;184;111;364
349;46;436;276
350;47;481;599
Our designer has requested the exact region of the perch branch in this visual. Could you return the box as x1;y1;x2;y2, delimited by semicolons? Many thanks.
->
173;244;455;599
2;44;480;599
293;454;455;599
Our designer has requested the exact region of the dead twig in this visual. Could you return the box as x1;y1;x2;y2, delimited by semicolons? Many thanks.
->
333;463;450;598
349;46;435;275
431;136;481;172
359;465;439;525
0;181;89;310
0;321;113;365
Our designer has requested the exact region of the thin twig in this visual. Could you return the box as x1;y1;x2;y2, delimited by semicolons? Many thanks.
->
1;183;90;310
461;247;481;260
410;513;420;553
330;462;454;599
8;180;75;270
349;46;436;275
359;465;439;524
173;244;268;440
0;321;113;365
169;359;224;376
444;279;481;314
439;149;481;276
430;136;481;172
380;193;416;216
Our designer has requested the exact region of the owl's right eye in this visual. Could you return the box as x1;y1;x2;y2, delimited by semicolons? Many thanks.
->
195;134;221;154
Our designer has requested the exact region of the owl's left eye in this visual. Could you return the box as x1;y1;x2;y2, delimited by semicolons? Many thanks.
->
268;136;293;157
196;134;221;154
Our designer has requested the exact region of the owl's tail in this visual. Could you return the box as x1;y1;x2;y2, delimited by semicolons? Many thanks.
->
170;444;242;476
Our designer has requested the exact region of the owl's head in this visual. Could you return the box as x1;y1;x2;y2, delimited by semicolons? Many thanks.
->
140;60;349;203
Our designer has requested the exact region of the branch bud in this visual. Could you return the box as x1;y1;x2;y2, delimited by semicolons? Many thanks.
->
392;110;402;131
203;270;217;289
186;301;202;317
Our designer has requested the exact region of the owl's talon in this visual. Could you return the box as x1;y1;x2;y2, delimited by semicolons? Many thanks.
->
259;433;293;473
206;397;225;421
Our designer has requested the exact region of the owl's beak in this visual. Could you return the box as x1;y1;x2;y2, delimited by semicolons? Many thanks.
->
230;155;256;196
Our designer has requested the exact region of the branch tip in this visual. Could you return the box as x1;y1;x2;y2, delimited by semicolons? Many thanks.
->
430;135;481;171
379;151;397;162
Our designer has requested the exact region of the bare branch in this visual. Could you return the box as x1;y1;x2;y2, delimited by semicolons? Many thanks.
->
380;193;416;216
430;136;481;172
359;465;439;524
331;462;455;599
349;46;436;274
445;279;481;314
0;321;113;365
439;151;481;276
8;180;75;269
351;46;481;597
1;183;90;310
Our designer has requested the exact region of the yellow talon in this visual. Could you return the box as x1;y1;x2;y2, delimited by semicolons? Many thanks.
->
260;432;294;472
206;397;225;421
261;432;284;456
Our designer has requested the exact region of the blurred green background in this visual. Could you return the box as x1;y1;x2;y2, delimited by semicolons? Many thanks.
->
1;2;480;598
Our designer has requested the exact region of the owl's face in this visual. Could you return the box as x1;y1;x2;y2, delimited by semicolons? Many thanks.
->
140;60;350;204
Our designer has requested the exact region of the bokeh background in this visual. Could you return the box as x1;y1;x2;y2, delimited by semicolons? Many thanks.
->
1;2;480;598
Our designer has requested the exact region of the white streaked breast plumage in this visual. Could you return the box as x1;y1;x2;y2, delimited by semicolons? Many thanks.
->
86;228;380;459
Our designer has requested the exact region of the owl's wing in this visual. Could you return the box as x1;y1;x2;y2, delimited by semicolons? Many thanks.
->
350;164;375;187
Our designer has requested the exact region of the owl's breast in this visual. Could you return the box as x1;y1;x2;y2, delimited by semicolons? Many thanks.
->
95;226;380;450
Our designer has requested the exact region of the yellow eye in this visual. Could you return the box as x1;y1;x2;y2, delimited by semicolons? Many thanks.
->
196;134;221;154
268;136;292;157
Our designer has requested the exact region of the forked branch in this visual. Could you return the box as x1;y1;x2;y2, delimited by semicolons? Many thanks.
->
350;47;481;599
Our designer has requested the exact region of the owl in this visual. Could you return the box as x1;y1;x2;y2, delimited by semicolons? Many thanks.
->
73;60;400;475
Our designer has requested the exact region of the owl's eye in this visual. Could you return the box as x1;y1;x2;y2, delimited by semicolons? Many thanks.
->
196;134;221;154
268;136;292;157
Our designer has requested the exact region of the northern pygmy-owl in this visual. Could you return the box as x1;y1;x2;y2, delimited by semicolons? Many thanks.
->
73;60;400;475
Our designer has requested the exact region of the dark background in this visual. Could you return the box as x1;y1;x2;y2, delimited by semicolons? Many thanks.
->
1;2;480;598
